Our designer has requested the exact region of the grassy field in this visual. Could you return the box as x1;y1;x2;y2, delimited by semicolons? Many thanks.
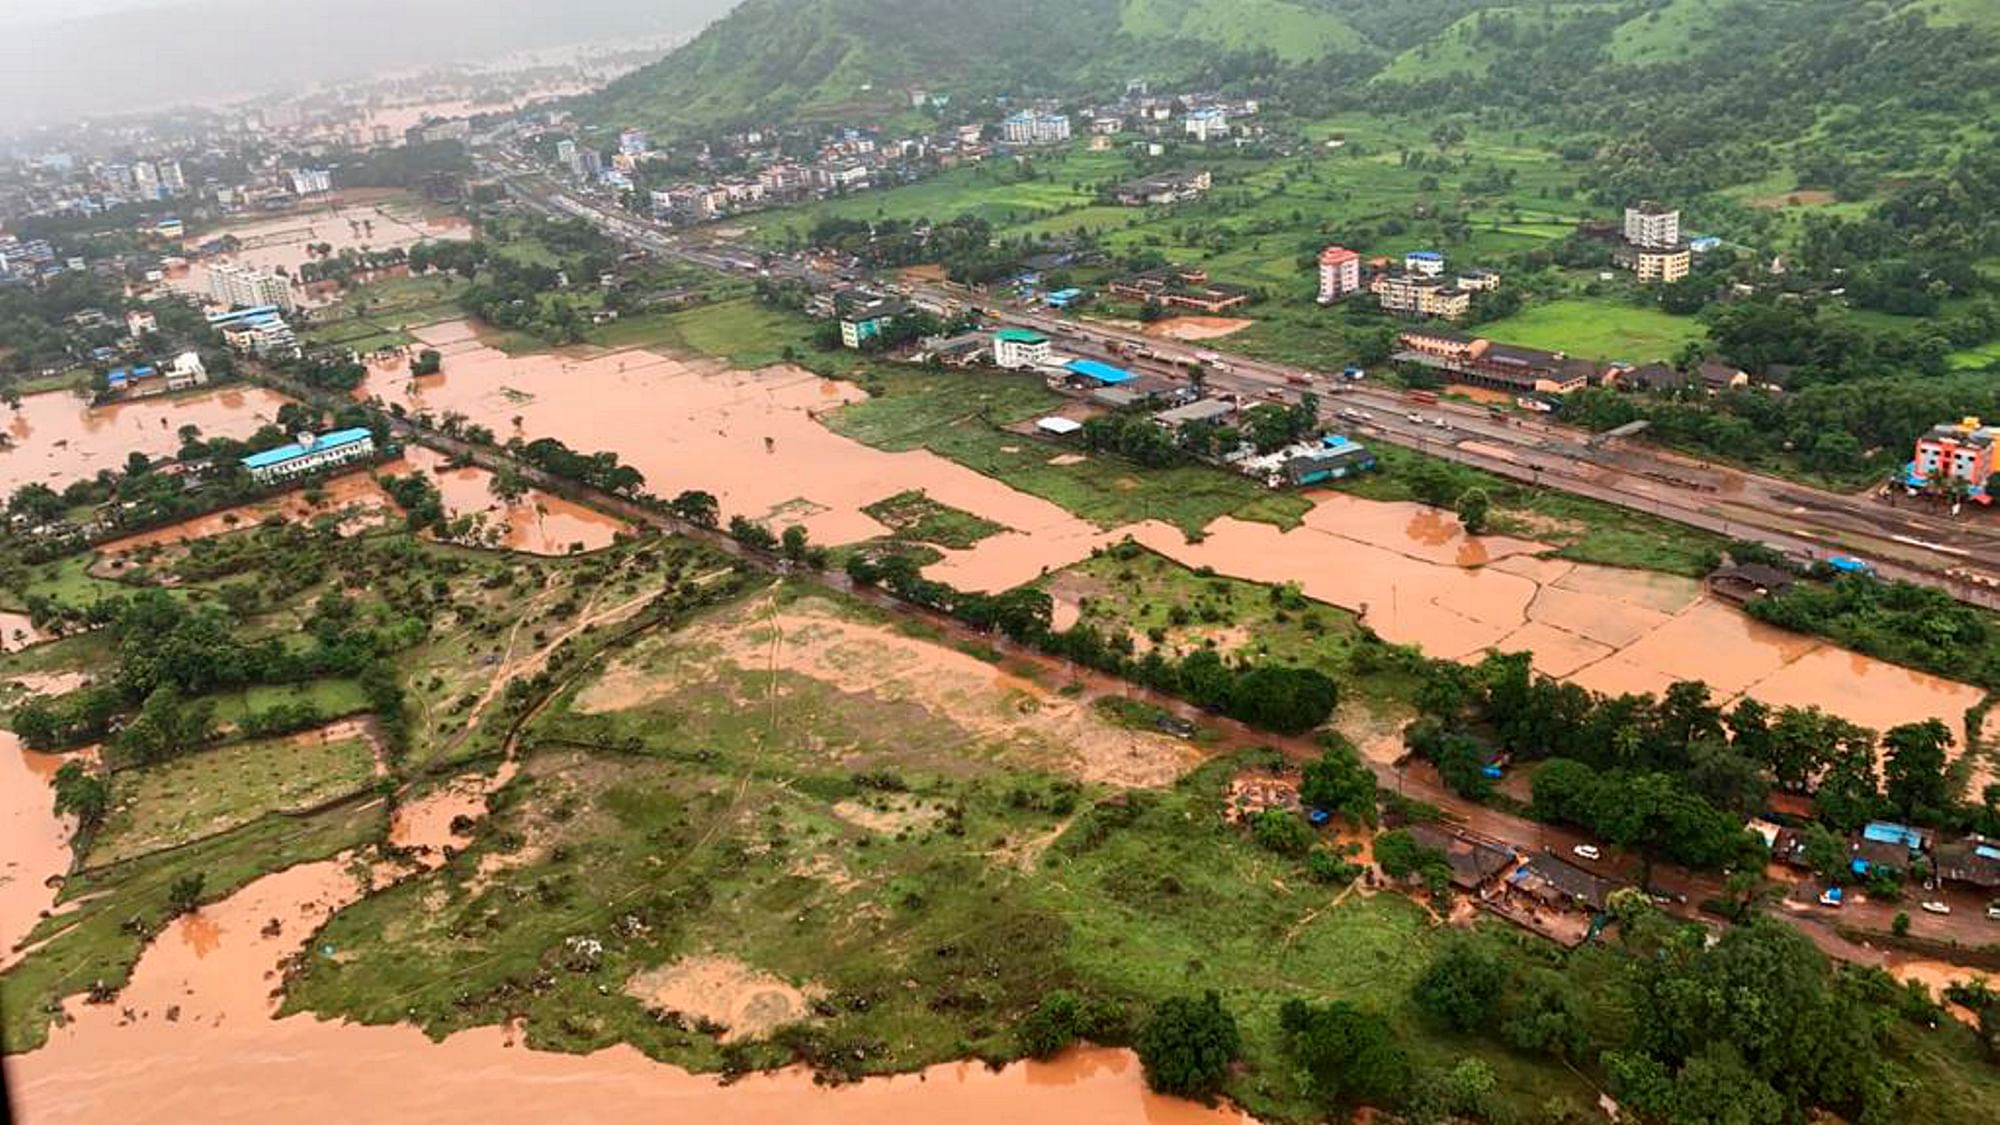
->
90;729;380;865
860;489;1008;548
207;679;372;728
278;584;1587;1121
826;368;1310;535
588;298;837;369
1039;540;1423;713
1477;298;1706;363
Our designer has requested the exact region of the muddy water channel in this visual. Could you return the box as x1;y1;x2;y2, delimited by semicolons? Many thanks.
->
0;386;295;497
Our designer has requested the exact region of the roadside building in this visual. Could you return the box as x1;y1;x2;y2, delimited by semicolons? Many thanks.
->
1906;417;1996;503
1279;438;1376;487
1371;272;1471;321
207;305;299;358
126;309;158;337
1394;328;1595;395
1935;836;2000;891
993;327;1052;369
1696;360;1749;392
838;297;908;349
1706;561;1795;605
1152;397;1236;430
1510;854;1618;914
1407;825;1518;894
1317;246;1361;303
1063;358;1135;387
1107;266;1249;313
240;428;376;485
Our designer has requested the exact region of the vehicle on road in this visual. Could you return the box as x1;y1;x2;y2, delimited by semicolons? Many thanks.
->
1920;900;1951;915
1572;844;1601;861
1263;388;1287;401
1409;390;1439;405
1819;887;1844;907
1285;373;1311;386
1406;411;1424;424
1433;417;1452;430
1339;408;1365;421
1988;900;2000;920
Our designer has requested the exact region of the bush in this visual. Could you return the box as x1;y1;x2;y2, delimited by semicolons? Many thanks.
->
1413;940;1507;1033
1135;991;1241;1100
1250;809;1315;857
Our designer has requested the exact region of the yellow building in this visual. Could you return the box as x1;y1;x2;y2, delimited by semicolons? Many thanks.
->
1636;246;1691;283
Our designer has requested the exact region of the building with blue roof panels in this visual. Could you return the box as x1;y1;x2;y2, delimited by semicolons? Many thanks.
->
240;428;377;485
1063;358;1134;385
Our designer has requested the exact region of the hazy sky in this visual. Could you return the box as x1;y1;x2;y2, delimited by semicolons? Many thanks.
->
0;0;194;27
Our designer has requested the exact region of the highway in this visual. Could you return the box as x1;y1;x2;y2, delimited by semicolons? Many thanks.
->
485;157;2000;611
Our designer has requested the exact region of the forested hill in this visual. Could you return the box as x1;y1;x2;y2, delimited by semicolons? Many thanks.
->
590;0;2000;158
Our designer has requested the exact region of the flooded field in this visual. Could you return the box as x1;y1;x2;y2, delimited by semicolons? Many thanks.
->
368;323;1117;569
0;731;78;966
172;190;471;309
355;328;1989;743
0;385;295;496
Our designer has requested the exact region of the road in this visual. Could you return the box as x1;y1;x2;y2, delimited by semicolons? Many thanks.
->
484;156;2000;612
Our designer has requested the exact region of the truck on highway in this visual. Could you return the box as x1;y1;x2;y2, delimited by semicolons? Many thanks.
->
1285;373;1312;386
1408;390;1439;405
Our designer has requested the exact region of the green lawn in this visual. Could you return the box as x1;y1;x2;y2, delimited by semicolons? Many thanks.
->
825;368;1310;535
1478;298;1706;363
206;679;372;728
588;298;835;369
860;489;1008;548
90;730;379;865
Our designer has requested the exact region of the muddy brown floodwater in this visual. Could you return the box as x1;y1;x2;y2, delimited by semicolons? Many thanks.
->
357;330;1987;750
0;386;295;497
0;730;78;966
8;799;1249;1125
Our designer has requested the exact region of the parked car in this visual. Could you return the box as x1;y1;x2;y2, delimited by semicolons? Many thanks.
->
1988;900;2000;920
1920;900;1951;915
1571;844;1601;861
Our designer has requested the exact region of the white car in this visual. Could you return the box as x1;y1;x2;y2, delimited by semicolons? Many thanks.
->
1571;844;1601;861
1920;901;1951;915
1406;411;1425;424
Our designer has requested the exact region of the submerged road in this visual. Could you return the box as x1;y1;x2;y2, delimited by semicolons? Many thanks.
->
486;161;2000;612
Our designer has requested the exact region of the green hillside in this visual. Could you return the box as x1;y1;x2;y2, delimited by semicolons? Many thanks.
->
1119;0;1371;62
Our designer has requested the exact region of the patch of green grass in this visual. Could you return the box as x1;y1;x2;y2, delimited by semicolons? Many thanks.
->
4;555;133;612
1479;298;1706;363
205;679;371;728
860;489;1008;548
90;730;380;865
827;368;1309;535
1;798;384;1052
588;298;836;369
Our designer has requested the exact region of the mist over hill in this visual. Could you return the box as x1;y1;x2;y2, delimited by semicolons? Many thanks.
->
0;0;742;129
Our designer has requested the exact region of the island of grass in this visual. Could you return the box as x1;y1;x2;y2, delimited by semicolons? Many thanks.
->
861;489;1008;548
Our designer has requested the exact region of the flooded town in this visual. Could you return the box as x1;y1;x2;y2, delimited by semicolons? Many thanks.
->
6;2;2000;1124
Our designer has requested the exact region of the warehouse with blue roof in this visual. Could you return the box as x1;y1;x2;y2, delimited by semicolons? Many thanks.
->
240;428;377;485
1063;358;1134;385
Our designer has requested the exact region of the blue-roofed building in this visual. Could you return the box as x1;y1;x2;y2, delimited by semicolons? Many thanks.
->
240;428;377;485
1064;358;1134;385
105;367;130;388
1405;250;1446;277
1044;287;1084;309
1861;821;1929;850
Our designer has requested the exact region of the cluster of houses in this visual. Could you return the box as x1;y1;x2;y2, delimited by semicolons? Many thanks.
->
1767;818;2000;908
1572;202;1702;284
1318;245;1501;322
1072;82;1263;145
1106;264;1248;314
103;351;209;398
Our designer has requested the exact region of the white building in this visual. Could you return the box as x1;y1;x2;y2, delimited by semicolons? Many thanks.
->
1318;246;1361;303
165;351;208;391
241;428;376;485
1405;251;1446;278
289;168;333;196
208;261;294;312
1001;111;1071;145
1183;107;1230;142
1624;202;1680;249
993;328;1052;369
126;309;158;337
